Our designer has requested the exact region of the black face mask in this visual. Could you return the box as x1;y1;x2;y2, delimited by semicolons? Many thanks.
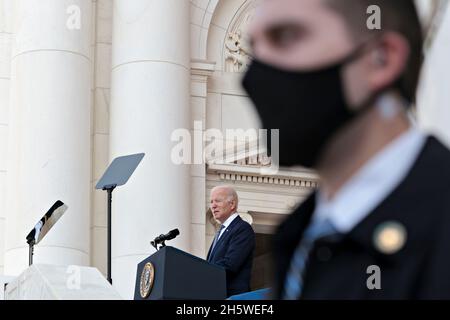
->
242;48;374;168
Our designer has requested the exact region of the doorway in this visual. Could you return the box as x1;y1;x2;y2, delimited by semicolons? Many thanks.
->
250;232;274;291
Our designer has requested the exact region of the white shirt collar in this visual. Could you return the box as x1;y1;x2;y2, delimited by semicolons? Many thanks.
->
222;212;239;229
313;128;426;234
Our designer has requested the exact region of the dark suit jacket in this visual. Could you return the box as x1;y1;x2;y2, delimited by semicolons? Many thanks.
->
273;136;450;299
208;215;256;297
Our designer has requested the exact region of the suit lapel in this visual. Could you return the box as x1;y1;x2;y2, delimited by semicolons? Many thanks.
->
275;194;316;253
346;136;443;263
206;241;213;261
273;194;316;297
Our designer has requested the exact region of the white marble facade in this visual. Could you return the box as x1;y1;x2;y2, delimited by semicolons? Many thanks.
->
0;0;449;299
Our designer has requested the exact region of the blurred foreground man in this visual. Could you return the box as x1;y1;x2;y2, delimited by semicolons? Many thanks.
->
207;186;255;297
243;0;450;299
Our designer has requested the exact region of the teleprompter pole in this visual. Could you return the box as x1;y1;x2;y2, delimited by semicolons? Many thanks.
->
105;185;116;284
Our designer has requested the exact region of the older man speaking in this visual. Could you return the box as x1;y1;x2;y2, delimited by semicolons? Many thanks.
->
207;186;256;297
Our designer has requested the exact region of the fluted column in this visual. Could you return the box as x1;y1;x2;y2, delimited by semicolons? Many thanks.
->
5;0;92;275
0;0;13;275
110;0;191;298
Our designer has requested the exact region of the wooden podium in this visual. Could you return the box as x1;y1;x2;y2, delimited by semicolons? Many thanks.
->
134;246;226;300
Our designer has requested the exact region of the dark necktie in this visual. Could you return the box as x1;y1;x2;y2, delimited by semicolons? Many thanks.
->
209;225;225;260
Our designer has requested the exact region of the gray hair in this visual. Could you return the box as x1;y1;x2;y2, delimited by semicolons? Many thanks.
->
211;186;239;209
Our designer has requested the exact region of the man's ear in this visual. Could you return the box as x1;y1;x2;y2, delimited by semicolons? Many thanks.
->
368;32;410;93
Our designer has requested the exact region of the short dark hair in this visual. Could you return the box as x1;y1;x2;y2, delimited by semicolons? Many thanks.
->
325;0;424;104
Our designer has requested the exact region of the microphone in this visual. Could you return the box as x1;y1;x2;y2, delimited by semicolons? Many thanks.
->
151;229;180;249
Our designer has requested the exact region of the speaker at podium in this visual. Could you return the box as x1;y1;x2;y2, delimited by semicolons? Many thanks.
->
134;246;227;300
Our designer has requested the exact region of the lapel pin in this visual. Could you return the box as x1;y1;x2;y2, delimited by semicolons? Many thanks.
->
373;221;407;255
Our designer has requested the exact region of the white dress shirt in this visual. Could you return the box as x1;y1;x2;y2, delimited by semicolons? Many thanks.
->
219;213;239;240
312;128;426;234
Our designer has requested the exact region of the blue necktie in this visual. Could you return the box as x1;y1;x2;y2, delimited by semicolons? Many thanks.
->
209;225;225;259
282;219;338;300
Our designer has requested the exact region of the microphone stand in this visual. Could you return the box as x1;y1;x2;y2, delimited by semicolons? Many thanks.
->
103;184;117;284
28;240;35;266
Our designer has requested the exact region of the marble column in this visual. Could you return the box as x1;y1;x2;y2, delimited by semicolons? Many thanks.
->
110;0;191;298
4;0;92;275
417;3;450;144
0;0;13;275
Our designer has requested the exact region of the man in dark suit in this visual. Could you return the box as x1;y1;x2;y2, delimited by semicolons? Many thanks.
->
207;186;255;297
242;0;450;299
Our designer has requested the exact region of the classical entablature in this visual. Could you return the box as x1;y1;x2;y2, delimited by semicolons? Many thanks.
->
206;139;319;188
207;158;319;189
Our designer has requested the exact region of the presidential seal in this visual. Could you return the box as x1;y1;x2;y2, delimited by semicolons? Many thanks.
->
140;262;155;299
